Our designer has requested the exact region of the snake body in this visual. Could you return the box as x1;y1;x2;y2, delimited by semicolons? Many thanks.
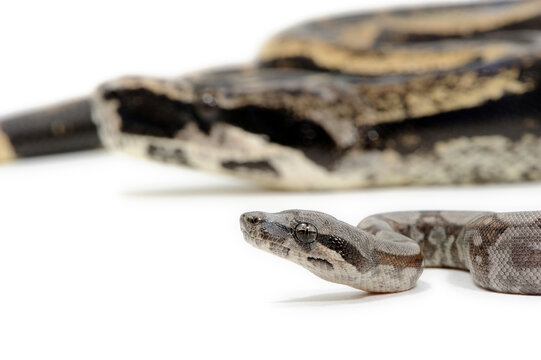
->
240;210;541;294
2;1;541;189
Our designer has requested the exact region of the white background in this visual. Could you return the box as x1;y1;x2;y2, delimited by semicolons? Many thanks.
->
1;1;540;359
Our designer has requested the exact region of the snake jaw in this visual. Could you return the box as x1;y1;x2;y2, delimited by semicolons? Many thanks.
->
240;212;294;260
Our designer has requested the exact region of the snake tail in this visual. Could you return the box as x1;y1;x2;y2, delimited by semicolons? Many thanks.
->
0;98;102;162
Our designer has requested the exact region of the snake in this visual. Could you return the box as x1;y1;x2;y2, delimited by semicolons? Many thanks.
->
240;209;541;294
2;0;541;190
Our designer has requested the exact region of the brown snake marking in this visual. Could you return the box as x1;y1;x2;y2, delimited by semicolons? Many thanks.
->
241;210;541;294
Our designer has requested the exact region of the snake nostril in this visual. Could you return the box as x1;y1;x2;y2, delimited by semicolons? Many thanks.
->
241;212;263;226
247;215;262;225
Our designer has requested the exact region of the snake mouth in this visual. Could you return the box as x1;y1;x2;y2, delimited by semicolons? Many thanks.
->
240;212;293;258
241;229;292;258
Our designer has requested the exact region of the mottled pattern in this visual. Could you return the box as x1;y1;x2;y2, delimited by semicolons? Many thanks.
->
241;210;541;294
464;212;541;294
89;1;541;190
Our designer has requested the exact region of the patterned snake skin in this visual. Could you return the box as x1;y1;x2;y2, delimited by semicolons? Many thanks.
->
240;210;541;294
90;0;541;190
3;1;541;190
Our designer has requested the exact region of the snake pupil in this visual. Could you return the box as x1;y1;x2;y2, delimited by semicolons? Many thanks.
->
294;223;318;243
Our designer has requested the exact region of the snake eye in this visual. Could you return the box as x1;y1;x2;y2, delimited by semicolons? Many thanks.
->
294;223;318;243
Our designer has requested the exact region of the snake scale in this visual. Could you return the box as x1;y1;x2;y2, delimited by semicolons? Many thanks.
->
2;0;541;294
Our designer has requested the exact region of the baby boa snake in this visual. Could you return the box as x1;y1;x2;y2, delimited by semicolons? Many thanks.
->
241;210;541;294
2;0;541;189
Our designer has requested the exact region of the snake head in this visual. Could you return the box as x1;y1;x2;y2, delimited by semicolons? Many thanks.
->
240;210;375;287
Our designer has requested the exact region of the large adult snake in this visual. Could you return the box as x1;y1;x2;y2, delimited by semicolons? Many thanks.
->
2;1;541;294
2;0;541;190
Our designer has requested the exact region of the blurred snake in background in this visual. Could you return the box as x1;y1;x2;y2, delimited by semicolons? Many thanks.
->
2;0;541;293
3;0;541;190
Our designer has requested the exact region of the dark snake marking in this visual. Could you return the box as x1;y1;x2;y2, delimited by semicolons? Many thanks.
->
307;257;334;271
317;234;370;272
221;160;278;176
147;144;189;165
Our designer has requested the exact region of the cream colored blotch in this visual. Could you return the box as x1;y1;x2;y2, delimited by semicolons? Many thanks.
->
0;127;16;162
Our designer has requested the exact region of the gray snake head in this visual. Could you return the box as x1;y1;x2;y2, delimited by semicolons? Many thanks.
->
240;210;388;290
240;209;426;292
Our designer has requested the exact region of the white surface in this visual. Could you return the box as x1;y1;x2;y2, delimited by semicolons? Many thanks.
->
1;1;540;359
